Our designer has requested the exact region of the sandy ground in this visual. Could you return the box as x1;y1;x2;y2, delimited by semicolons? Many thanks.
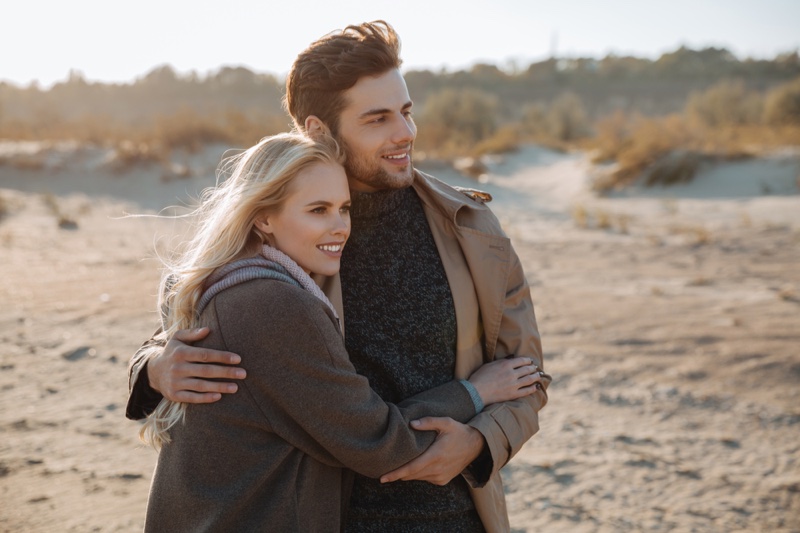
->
1;143;798;532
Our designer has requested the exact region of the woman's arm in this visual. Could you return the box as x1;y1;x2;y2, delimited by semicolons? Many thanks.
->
211;280;476;478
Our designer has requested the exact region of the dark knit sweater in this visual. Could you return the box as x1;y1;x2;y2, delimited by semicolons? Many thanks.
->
341;186;484;532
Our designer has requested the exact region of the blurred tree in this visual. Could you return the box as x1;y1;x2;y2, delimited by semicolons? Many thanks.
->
1;46;798;156
142;64;180;85
655;46;738;78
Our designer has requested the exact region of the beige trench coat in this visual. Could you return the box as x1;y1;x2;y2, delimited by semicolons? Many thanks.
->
319;170;551;533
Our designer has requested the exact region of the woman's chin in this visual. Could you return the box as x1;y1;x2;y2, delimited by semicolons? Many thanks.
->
311;263;341;278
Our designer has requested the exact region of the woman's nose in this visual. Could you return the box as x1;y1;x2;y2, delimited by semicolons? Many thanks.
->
332;213;350;236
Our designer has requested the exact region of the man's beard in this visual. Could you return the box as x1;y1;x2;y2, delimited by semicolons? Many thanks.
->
338;136;414;192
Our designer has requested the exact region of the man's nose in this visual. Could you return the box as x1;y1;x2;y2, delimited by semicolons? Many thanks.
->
392;114;416;144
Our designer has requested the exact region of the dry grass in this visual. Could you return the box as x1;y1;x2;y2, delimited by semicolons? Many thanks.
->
669;224;712;246
471;125;521;157
571;203;633;234
0;193;8;223
776;286;799;302
687;275;713;287
41;192;78;230
586;83;800;193
2;77;798;189
8;155;46;171
588;117;800;192
105;141;166;173
0;108;287;171
571;204;589;229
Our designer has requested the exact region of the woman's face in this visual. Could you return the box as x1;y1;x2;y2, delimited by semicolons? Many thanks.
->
257;162;351;276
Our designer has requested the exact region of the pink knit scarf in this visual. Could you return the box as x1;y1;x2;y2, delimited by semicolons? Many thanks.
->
260;245;340;328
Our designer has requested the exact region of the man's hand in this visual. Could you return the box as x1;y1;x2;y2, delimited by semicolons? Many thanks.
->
148;327;245;403
380;417;484;486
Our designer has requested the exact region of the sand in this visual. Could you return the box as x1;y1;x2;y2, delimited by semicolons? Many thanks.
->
1;143;798;532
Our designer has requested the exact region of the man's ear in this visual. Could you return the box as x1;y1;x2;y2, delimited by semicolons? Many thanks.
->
305;115;330;139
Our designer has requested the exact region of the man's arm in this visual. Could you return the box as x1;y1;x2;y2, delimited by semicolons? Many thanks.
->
125;327;245;420
465;246;550;481
381;244;550;486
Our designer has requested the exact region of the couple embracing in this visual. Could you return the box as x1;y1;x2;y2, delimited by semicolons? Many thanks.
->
127;21;550;533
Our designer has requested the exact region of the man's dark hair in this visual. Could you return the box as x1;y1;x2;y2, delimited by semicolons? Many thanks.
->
284;21;402;135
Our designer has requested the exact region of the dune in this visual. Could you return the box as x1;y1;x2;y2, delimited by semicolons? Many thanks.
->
1;143;798;532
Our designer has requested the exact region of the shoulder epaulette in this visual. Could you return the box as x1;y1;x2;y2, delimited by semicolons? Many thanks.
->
453;186;493;204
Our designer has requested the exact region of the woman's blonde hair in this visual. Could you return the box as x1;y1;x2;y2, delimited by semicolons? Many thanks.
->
140;132;343;448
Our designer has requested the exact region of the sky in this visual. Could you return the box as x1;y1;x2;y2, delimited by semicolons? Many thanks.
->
3;0;799;87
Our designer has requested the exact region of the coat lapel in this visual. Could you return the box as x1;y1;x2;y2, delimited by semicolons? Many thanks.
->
413;173;511;364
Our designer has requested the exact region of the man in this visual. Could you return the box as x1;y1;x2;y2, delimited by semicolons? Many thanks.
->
128;21;550;532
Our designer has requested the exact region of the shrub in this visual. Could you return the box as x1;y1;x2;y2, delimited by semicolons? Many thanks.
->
764;77;800;126
415;88;497;157
106;141;166;173
41;191;78;229
590;110;632;162
519;102;548;139
590;115;697;191
686;80;762;127
546;92;590;142
472;124;520;156
644;150;706;186
153;108;232;152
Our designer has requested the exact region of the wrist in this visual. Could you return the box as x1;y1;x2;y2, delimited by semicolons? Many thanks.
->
459;379;485;413
465;425;485;462
143;360;163;395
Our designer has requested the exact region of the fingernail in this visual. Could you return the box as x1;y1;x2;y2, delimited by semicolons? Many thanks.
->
230;355;242;364
411;420;421;428
227;384;238;393
235;370;246;379
195;327;205;333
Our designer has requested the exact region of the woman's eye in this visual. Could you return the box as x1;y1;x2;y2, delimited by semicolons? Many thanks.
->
340;205;351;214
311;207;326;214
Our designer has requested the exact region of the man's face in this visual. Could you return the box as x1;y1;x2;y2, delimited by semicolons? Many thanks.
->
334;69;417;193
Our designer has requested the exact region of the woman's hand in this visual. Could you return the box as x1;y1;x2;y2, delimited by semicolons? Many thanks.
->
468;357;544;406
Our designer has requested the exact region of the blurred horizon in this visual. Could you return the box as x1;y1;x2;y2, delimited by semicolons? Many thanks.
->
3;0;800;88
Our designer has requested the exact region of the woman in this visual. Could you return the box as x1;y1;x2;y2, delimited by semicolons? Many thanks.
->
142;133;543;532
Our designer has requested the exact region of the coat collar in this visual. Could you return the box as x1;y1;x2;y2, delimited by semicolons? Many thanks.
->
411;169;492;225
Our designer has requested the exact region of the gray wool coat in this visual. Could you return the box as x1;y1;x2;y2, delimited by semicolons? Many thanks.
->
144;278;476;533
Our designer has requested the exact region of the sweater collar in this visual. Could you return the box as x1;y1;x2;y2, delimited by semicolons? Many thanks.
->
347;170;490;223
350;187;410;220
